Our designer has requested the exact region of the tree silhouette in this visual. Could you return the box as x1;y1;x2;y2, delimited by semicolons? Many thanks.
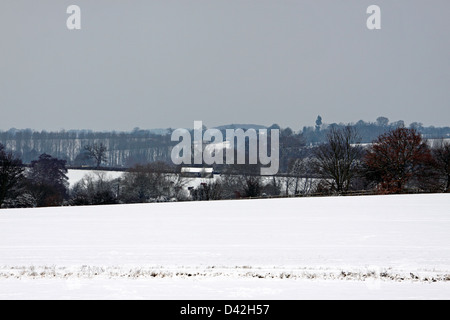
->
313;126;363;193
28;154;69;206
84;143;108;168
315;115;322;132
0;144;24;207
432;140;450;192
364;128;434;193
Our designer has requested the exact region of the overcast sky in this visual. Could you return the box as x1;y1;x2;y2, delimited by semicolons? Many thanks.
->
1;0;449;131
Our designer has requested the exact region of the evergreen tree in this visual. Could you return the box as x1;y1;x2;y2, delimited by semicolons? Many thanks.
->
28;154;68;206
0;144;24;208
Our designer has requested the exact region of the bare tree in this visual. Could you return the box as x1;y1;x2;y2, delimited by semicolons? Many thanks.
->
221;164;263;198
364;128;434;193
262;176;281;197
120;162;185;202
376;116;389;127
84;143;108;168
432;139;450;192
313;126;363;193
190;180;224;201
287;157;317;195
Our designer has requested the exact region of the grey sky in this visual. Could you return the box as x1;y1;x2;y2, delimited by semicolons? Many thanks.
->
1;0;449;131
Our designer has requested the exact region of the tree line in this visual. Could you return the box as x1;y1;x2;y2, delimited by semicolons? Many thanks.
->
1;117;449;171
1;125;449;209
0;129;173;167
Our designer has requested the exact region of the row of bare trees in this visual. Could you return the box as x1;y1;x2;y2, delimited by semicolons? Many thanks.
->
3;118;449;169
311;127;450;194
187;126;450;199
0;129;173;166
2;126;449;209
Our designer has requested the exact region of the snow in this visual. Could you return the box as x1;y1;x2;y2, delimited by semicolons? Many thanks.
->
181;167;213;173
0;194;449;299
67;169;124;187
67;169;214;191
1;278;448;300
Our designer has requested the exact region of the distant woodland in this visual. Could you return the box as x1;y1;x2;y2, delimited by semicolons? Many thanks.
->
1;117;449;172
2;116;450;208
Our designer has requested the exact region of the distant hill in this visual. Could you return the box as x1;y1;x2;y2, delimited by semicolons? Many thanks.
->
212;124;268;131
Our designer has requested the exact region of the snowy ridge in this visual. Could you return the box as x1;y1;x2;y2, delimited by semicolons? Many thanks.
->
1;265;449;283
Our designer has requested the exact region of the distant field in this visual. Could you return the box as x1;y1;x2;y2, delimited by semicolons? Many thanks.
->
67;169;125;187
67;169;213;191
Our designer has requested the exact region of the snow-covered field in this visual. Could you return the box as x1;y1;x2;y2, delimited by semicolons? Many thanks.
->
67;169;124;187
67;169;215;191
0;194;449;299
